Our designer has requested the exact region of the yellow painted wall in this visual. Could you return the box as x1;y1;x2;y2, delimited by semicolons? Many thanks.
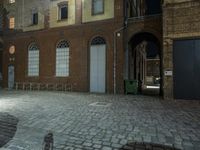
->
4;0;47;32
164;0;193;4
82;0;114;23
23;12;45;32
49;0;76;28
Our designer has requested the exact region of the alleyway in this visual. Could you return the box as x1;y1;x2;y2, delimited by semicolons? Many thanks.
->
0;91;200;150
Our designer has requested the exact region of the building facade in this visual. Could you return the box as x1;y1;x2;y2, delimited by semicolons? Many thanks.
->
1;0;200;100
1;0;124;94
163;0;200;100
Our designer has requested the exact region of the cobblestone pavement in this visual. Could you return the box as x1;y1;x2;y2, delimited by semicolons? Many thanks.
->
0;90;200;150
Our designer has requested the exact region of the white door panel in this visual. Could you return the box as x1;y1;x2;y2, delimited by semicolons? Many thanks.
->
8;65;14;89
90;45;106;93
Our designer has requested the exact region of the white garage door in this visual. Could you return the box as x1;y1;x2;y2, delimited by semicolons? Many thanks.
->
90;44;106;93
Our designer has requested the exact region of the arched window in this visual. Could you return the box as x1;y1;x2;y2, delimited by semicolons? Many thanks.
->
91;36;106;45
56;40;69;77
28;43;39;76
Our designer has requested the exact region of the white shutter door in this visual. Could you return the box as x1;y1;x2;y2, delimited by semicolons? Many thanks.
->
90;45;106;93
90;46;98;92
97;45;106;93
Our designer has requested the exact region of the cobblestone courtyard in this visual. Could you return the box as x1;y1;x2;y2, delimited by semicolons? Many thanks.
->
0;90;200;150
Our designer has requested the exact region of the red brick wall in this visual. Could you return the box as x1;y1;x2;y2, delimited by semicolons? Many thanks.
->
2;19;124;93
2;0;126;93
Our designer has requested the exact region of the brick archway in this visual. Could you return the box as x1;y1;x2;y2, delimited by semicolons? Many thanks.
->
125;32;163;96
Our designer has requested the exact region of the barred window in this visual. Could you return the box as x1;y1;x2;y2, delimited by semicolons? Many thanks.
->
28;43;39;76
56;40;69;77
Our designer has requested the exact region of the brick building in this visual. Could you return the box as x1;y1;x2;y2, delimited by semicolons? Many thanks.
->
0;0;200;100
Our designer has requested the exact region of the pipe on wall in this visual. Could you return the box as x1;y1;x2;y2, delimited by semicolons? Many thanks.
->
113;27;125;94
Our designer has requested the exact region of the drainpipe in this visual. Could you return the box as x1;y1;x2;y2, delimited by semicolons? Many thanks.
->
113;0;128;94
113;27;125;94
22;0;24;28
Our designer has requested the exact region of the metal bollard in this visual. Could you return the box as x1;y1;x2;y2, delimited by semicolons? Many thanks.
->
42;132;54;150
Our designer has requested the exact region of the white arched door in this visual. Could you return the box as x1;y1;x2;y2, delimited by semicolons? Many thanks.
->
90;37;106;93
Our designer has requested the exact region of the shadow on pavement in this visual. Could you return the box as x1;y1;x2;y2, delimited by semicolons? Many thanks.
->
0;112;19;147
119;142;181;150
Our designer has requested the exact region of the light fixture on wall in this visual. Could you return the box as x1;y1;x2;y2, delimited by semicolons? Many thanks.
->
9;45;15;55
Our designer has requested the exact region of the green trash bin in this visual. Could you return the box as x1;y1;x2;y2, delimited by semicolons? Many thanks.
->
125;80;138;94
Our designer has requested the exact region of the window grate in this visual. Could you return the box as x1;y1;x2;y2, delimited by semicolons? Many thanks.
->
91;37;106;45
56;40;69;77
28;43;39;76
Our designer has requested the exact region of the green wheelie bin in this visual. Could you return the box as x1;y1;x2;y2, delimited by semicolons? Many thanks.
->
125;80;138;94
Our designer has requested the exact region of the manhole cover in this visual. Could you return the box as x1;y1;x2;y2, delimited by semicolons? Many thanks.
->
120;142;181;150
89;102;111;107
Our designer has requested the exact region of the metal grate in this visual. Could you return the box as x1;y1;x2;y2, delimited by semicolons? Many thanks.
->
120;142;181;150
91;37;106;45
57;40;69;48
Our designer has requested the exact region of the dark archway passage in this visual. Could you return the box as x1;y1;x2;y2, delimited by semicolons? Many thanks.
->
127;32;162;96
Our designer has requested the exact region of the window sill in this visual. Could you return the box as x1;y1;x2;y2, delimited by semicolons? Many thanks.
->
92;12;104;16
28;24;38;27
57;19;68;22
27;76;39;77
55;76;69;78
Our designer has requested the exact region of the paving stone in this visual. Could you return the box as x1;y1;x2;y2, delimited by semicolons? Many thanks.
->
0;91;200;149
82;142;93;147
92;144;102;149
102;146;112;150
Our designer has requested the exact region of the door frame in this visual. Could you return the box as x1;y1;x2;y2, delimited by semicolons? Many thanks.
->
8;64;15;89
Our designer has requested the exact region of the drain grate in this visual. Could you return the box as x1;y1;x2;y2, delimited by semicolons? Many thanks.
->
120;142;181;150
89;102;111;107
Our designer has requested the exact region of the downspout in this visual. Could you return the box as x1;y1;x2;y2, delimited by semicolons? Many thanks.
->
113;27;125;94
22;0;24;28
113;0;128;94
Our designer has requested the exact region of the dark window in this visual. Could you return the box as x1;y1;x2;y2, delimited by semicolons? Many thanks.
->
127;0;162;18
59;4;68;20
0;15;2;30
32;13;38;25
92;0;104;15
145;0;162;15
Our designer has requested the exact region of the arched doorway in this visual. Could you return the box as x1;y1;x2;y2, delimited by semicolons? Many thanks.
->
90;36;106;93
127;32;162;95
